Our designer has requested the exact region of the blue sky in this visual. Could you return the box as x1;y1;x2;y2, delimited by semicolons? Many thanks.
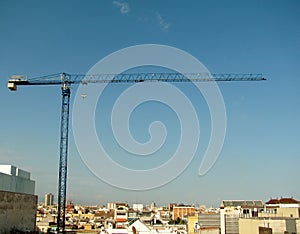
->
0;0;299;206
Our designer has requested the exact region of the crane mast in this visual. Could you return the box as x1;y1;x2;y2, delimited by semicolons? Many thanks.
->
7;72;265;232
57;80;71;231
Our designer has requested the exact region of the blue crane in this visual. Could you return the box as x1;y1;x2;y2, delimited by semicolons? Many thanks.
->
8;72;265;232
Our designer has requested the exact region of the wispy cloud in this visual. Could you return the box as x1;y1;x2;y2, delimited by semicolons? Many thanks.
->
113;0;130;14
156;12;170;32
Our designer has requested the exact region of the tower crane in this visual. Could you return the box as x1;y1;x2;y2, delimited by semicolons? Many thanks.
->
8;72;265;232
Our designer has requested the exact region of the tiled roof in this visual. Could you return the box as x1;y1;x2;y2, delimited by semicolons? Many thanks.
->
266;197;299;204
95;210;114;218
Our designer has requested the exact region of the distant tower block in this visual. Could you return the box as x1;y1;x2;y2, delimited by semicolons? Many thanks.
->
151;201;156;210
45;193;54;206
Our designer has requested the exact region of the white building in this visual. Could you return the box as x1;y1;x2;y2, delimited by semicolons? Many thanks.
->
0;165;35;194
105;219;186;234
133;203;144;212
115;205;128;228
108;202;117;210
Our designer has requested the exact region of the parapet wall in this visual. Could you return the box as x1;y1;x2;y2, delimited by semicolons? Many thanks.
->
0;190;37;233
0;172;35;195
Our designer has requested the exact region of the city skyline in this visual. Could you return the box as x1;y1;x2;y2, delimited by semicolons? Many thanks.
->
38;193;299;208
0;0;299;206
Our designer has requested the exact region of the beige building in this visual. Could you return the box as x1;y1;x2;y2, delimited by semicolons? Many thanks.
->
259;207;300;219
220;200;264;234
188;216;219;234
173;205;195;220
238;197;300;234
239;217;300;234
44;192;54;206
187;215;198;234
262;197;300;218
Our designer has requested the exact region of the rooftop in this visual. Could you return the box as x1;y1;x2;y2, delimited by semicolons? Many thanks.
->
221;200;264;208
266;197;299;204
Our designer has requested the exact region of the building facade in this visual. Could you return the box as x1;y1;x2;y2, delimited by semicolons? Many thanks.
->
115;205;129;228
133;203;144;213
220;200;264;234
173;205;196;220
239;217;300;234
45;193;54;206
0;164;35;194
0;165;37;233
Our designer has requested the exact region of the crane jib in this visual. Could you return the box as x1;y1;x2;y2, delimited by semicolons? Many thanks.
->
8;73;266;91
